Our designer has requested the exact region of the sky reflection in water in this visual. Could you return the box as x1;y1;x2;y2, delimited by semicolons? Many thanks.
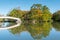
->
0;22;60;40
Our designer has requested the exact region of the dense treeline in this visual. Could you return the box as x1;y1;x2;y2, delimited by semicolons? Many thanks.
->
7;4;60;22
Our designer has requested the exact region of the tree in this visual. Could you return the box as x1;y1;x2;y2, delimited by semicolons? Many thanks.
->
8;8;25;20
42;6;52;21
30;4;43;22
52;10;60;21
23;4;42;22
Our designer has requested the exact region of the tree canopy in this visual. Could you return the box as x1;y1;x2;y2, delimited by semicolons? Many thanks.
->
52;10;60;21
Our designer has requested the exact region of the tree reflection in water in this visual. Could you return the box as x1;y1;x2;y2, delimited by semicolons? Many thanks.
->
53;22;60;31
9;22;52;40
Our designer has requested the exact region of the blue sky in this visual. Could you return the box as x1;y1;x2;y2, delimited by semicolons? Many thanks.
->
0;0;60;15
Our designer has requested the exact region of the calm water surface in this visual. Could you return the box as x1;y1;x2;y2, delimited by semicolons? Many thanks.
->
0;22;60;40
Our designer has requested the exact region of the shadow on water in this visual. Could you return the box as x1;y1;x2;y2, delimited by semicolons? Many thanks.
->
9;21;52;40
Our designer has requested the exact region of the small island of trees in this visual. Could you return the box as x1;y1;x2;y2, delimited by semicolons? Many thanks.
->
6;4;60;23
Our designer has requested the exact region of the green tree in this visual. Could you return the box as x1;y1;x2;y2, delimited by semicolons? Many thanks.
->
23;4;42;22
8;8;25;20
42;6;52;21
30;4;43;22
52;10;60;21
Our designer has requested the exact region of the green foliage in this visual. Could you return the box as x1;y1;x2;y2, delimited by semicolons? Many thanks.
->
42;6;52;21
30;4;52;22
8;4;52;22
8;8;25;20
53;11;60;21
30;9;42;20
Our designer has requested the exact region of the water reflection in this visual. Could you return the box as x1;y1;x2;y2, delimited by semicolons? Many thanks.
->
53;22;60;31
9;22;52;40
0;22;16;28
0;21;60;40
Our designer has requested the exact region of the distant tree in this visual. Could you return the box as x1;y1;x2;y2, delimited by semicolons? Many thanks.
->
52;11;60;21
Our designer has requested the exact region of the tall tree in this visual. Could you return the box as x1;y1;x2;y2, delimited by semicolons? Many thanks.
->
42;6;52;21
30;4;42;20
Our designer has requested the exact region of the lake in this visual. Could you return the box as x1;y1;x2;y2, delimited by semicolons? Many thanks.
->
0;22;60;40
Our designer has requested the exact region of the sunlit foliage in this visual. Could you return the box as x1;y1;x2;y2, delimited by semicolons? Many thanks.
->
8;4;52;22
